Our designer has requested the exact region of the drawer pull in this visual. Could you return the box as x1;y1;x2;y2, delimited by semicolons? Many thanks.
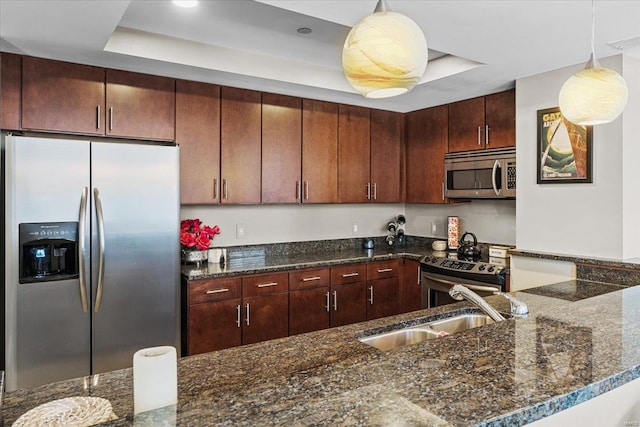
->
377;268;393;273
342;272;359;278
302;276;321;282
257;282;278;288
206;288;229;294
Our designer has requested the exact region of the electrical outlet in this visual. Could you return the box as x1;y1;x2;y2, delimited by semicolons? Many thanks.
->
352;223;359;235
236;223;246;239
431;222;437;234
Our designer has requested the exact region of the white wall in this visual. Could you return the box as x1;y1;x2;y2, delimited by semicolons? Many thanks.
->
622;55;640;259
405;200;516;245
516;54;639;259
181;199;517;247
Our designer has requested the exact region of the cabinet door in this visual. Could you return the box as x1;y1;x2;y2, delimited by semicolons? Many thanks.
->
262;93;302;203
302;99;338;203
370;109;403;203
1;52;21;130
221;87;262;204
330;282;366;327
22;57;105;135
448;96;485;152
176;80;221;204
485;89;515;149
105;69;175;141
367;277;401;320
402;259;422;313
406;105;448;203
338;104;370;203
289;287;330;335
243;293;289;345
188;299;241;355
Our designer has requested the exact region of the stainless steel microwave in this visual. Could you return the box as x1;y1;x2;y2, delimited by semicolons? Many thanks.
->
444;147;516;199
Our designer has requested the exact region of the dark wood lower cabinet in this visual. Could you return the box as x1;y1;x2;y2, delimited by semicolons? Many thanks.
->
289;287;330;335
402;259;422;313
366;277;401;320
242;293;289;345
188;299;241;355
330;282;367;327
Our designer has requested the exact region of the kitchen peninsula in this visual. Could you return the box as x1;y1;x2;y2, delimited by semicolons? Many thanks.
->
3;262;639;426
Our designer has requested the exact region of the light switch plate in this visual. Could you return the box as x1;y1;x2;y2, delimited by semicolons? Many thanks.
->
236;223;246;239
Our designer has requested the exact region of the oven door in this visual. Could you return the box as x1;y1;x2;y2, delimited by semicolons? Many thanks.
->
420;271;503;309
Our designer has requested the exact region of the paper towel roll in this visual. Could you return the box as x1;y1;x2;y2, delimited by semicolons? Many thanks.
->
133;346;177;415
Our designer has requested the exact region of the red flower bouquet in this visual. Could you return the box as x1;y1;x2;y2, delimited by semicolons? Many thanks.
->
180;219;220;251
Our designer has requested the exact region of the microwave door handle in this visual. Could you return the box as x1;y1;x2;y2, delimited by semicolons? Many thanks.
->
492;160;501;196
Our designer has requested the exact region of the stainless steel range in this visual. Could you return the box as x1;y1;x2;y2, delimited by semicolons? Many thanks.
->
420;255;506;308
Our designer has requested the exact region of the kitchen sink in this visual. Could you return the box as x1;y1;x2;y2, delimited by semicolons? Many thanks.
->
358;312;497;351
358;327;439;351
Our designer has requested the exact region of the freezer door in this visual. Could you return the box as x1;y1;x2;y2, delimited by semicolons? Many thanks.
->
90;142;179;374
4;136;91;391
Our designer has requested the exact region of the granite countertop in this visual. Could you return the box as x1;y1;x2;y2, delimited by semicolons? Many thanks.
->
510;249;640;270
3;281;640;426
181;242;499;280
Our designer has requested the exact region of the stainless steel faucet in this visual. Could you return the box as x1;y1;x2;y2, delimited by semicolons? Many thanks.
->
448;284;528;322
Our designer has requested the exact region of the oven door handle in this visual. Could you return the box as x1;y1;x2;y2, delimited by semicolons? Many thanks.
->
422;273;499;293
492;160;501;196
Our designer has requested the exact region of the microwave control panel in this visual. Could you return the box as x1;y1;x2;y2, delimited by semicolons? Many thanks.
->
507;161;516;190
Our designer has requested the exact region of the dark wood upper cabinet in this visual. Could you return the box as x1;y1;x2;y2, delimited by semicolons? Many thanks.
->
370;109;403;203
302;99;338;203
448;89;515;152
220;87;262;204
176;80;221;205
484;89;515;149
22;56;105;135
0;52;21;130
338;104;370;203
406;105;448;203
261;93;302;204
105;69;175;141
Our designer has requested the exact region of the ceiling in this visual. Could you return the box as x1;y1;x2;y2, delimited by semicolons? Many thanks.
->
1;0;639;113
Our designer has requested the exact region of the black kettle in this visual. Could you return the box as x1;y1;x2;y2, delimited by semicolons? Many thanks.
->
457;232;481;259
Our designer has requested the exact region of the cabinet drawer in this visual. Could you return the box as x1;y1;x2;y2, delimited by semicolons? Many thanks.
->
331;263;367;285
289;268;330;291
188;277;241;305
243;272;289;297
367;259;401;280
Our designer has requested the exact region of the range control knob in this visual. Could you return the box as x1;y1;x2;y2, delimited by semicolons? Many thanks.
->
488;266;495;272
478;264;486;271
431;257;438;263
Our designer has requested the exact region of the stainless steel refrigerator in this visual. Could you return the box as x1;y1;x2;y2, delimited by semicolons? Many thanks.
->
3;135;180;391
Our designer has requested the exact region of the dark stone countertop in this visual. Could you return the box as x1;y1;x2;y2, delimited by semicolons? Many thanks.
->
3;282;640;426
510;249;640;270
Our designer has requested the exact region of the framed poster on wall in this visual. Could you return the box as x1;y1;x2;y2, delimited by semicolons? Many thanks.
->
537;107;592;184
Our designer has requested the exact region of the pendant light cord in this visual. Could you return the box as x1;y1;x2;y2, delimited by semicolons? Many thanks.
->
591;0;595;57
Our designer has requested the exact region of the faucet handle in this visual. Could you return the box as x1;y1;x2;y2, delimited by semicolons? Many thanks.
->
495;292;528;317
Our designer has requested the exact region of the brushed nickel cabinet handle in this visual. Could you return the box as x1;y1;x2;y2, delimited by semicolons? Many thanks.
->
302;276;321;282
342;272;359;278
485;125;490;146
222;179;228;199
366;182;371;200
96;105;101;130
325;292;330;312
417;265;421;285
477;126;481;146
245;303;250;326
304;181;309;200
377;268;393;273
373;183;377;200
236;304;241;328
296;181;301;200
333;291;337;311
213;179;218;200
368;285;374;305
257;282;278;288
109;107;113;130
206;288;229;294
442;182;445;201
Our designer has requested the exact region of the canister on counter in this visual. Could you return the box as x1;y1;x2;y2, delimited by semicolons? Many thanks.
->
447;216;460;250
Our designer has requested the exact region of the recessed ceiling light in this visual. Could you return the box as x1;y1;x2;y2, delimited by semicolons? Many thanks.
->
297;27;312;35
173;0;198;8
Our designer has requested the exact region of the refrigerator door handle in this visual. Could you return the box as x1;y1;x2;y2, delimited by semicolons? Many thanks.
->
94;188;106;312
78;187;89;313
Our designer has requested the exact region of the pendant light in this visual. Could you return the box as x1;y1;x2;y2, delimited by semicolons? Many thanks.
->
558;0;628;125
342;0;428;99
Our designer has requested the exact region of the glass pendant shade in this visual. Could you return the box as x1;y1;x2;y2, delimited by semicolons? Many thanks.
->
559;58;629;125
342;9;428;99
